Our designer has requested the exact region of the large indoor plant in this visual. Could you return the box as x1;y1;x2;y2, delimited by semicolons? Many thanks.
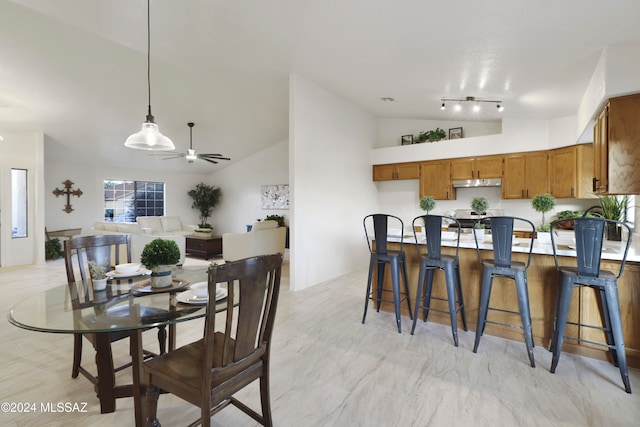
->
140;238;181;288
187;182;222;229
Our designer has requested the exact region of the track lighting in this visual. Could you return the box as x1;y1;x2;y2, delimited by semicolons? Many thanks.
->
440;96;504;113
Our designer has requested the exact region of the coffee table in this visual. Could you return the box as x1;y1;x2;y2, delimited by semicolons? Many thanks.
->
185;233;223;259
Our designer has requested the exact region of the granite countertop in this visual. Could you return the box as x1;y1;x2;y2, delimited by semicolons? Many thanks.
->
384;229;640;263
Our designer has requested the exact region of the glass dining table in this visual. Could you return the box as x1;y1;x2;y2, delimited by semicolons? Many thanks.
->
8;265;233;426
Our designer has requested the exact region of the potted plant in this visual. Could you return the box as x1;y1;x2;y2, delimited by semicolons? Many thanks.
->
414;128;447;143
473;221;486;242
45;238;64;260
264;214;286;227
531;193;556;243
419;196;436;215
597;195;629;241
140;238;181;288
471;196;489;215
88;260;108;291
187;182;222;230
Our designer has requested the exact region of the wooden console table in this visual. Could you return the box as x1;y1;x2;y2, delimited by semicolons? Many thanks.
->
185;234;222;259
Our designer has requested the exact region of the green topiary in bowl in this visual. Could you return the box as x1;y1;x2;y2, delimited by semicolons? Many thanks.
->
140;238;181;269
419;196;436;215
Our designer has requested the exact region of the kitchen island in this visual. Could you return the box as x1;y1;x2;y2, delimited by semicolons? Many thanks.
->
375;231;640;367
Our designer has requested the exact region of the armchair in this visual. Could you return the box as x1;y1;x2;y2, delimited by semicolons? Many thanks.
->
222;220;286;261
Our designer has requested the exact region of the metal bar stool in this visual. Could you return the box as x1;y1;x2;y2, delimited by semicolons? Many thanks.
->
472;216;536;367
362;214;413;333
410;215;467;346
549;217;632;393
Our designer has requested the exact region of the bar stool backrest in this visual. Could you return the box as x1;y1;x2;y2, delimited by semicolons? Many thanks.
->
364;214;404;255
550;217;632;279
475;216;535;269
413;215;460;261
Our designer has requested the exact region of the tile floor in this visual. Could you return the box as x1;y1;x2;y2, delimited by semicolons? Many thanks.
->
1;256;639;426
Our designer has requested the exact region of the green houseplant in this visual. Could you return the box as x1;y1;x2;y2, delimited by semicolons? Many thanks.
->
187;182;222;229
140;238;181;288
531;193;556;243
471;196;489;215
45;238;64;260
414;128;447;143
419;196;436;215
88;260;108;291
264;214;286;227
597;195;629;241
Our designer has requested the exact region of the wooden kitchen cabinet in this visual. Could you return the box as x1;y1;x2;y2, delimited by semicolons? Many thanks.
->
420;160;454;200
372;162;420;181
450;155;503;180
593;93;640;194
549;144;594;198
502;151;548;199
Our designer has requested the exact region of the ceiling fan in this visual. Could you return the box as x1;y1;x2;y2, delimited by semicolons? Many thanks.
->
158;122;230;164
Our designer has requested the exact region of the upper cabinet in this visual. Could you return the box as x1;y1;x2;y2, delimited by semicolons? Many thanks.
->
502;151;548;199
373;162;420;181
549;144;594;199
450;155;503;180
593;93;640;194
420;160;454;200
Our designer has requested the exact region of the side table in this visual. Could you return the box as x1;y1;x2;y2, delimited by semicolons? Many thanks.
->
185;234;223;259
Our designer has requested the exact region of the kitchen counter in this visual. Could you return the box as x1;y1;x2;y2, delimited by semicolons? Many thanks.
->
374;232;640;367
386;229;640;262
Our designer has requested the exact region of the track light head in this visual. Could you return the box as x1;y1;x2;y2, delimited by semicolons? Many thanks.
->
441;102;446;110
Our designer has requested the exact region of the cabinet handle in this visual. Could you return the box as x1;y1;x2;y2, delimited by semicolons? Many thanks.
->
592;177;599;192
526;189;529;198
521;189;525;198
571;188;575;197
477;171;480;179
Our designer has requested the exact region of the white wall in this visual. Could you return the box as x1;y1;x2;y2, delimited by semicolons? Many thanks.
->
44;137;209;232
208;139;289;234
289;74;378;291
0;132;45;266
376;118;501;148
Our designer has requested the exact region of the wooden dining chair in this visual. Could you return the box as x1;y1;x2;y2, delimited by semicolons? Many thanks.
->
143;253;283;427
64;234;166;407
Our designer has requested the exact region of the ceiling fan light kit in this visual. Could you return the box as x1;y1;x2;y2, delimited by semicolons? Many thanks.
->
125;0;175;152
440;96;503;113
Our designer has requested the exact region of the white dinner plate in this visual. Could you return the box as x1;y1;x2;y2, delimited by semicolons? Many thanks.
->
106;268;151;279
176;288;228;305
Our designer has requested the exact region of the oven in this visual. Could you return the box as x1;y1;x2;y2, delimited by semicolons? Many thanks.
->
448;209;504;232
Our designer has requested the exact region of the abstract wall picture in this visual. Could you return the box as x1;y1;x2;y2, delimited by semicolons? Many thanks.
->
261;184;289;209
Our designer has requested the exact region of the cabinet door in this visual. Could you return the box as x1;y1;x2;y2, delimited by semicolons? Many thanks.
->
502;154;526;199
476;155;503;179
372;164;396;181
608;94;640;194
525;151;549;198
593;105;609;193
450;158;475;180
550;146;577;198
396;162;421;180
420;160;453;200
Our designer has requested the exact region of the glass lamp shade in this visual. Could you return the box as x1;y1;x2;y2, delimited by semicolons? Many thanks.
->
185;148;197;161
125;122;175;151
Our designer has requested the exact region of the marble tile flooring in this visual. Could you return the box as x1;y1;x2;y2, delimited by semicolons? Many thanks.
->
1;256;639;426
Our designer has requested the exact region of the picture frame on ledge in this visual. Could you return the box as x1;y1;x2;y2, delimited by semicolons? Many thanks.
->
401;134;413;145
449;127;463;139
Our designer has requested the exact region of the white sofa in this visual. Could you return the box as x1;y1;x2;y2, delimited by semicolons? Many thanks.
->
88;216;197;264
222;220;287;261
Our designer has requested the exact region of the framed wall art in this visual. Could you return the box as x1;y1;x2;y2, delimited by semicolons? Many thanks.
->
261;184;289;209
401;134;413;145
449;127;463;139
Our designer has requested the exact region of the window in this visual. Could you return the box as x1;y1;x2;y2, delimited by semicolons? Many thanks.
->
103;180;165;222
11;168;28;238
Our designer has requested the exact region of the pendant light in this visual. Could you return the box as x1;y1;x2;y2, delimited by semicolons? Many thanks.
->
125;0;175;151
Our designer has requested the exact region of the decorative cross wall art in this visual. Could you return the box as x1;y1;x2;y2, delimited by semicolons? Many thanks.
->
261;185;289;209
52;179;83;213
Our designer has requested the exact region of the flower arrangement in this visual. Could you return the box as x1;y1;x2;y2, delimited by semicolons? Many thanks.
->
88;260;107;280
419;196;436;215
140;239;181;269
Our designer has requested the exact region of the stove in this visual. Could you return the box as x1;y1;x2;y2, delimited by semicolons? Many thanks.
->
449;209;504;230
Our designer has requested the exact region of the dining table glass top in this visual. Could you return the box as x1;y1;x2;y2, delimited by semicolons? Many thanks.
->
8;265;230;334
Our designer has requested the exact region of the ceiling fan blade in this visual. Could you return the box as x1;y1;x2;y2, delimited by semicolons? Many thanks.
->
200;154;230;161
199;156;219;164
161;154;186;160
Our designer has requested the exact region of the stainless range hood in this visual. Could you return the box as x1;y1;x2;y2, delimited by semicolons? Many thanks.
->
452;178;502;188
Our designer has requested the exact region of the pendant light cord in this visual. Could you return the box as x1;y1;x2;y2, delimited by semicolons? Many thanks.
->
146;0;154;122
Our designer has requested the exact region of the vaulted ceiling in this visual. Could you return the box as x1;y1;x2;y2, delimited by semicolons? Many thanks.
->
1;0;639;173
